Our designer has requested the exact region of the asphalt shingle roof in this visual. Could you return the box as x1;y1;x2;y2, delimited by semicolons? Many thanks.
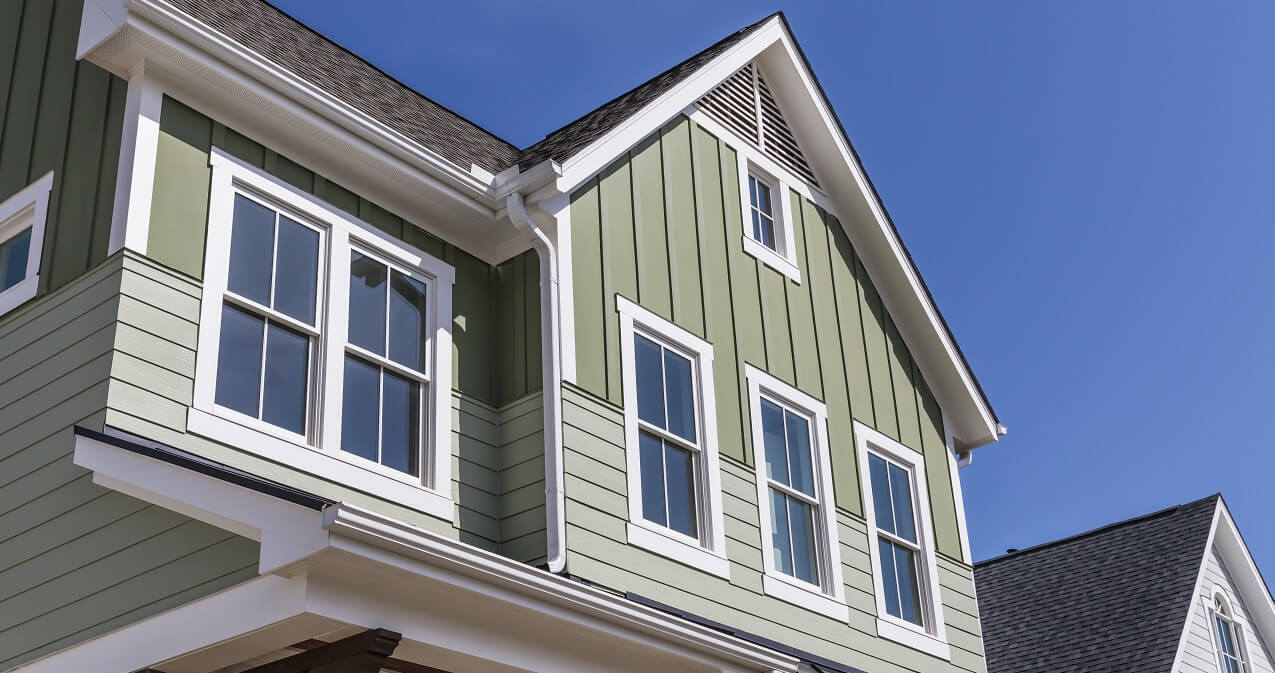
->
974;495;1219;673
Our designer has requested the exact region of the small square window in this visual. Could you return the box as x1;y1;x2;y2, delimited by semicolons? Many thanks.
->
0;172;53;317
618;296;729;578
737;162;800;282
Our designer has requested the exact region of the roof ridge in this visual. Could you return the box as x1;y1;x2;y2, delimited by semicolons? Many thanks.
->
259;0;520;154
975;493;1221;567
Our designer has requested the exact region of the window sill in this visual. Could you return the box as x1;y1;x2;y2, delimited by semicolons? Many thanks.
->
741;236;800;283
876;617;951;660
0;275;37;317
187;407;454;520
626;521;730;579
761;573;848;622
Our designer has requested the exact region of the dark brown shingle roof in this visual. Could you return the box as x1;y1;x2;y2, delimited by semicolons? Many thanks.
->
974;495;1219;673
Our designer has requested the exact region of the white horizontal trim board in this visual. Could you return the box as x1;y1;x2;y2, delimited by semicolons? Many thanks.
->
854;421;951;660
0;171;54;317
744;365;848;622
60;434;800;673
191;148;455;520
616;295;730;579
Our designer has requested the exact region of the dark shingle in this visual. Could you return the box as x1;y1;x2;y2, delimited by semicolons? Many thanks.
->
974;495;1219;673
165;0;520;172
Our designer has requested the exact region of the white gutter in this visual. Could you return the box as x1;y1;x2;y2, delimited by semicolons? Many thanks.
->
506;192;567;574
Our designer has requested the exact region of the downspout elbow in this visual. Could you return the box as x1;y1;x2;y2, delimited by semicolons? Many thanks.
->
505;193;567;574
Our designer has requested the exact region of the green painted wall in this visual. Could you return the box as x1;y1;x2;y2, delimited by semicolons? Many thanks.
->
569;116;962;559
0;256;259;670
562;384;985;673
0;0;126;296
147;96;540;407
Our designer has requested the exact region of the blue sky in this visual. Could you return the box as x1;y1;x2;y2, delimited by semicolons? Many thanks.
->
270;1;1275;571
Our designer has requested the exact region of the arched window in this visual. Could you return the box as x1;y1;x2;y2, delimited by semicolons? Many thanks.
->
1213;593;1247;673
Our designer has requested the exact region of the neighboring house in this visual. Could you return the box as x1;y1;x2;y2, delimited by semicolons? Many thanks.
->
0;1;1004;672
976;495;1275;673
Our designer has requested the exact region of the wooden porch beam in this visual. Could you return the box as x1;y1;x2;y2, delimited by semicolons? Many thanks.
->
240;629;402;673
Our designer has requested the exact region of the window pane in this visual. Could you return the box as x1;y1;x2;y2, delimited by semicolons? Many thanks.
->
759;214;775;249
761;399;789;485
893;543;924;625
788;497;818;584
634;335;666;429
261;323;308;434
878;538;901;619
663;349;696;443
869;455;896;535
0;227;31;291
227;195;275;305
751;209;762;241
215;304;264;417
349;252;387;354
665;443;697;538
748;175;759;208
381;370;420;476
785;410;815;497
639;431;667;527
273;216;319;324
756;180;771;215
388;270;429;372
341;355;380;462
889;463;917;543
770;489;793;577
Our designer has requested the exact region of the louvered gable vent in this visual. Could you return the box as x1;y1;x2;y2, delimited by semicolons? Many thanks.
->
697;63;818;186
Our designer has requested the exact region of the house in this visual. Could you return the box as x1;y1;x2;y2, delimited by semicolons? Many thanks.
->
975;495;1275;673
0;1;1004;671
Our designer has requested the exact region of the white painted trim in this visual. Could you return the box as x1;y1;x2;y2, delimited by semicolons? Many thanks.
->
543;192;577;384
615;295;729;573
627;521;730;579
1171;502;1224;673
191;149;455;519
107;61;163;256
9;573;310;673
1208;587;1254;673
1213;502;1275;668
854;421;951;660
0;171;53;317
942;411;974;563
744;364;847;621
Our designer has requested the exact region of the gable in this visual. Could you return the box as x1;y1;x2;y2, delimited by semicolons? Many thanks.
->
1179;546;1275;673
697;63;818;186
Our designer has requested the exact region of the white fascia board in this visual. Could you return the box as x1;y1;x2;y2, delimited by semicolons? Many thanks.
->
1213;501;1275;655
72;434;330;573
1169;500;1223;673
548;16;998;448
322;504;799;672
8;574;311;673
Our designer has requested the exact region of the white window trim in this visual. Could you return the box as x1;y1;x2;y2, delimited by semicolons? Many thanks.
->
745;365;847;621
192;148;455;519
1207;587;1252;673
855;420;950;660
0;171;54;317
617;295;729;579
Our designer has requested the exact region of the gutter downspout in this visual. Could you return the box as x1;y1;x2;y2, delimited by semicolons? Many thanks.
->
506;192;567;574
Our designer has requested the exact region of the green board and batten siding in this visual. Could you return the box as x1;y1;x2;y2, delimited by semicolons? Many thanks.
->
566;117;977;672
137;96;546;555
0;0;127;297
0;257;259;671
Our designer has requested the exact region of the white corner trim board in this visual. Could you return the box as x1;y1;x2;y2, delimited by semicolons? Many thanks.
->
616;295;730;577
0;171;54;317
190;148;455;520
108;62;163;257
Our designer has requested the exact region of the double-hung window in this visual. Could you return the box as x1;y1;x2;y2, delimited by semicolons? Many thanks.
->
856;421;950;659
1212;593;1248;673
192;149;454;518
0;172;53;317
746;365;846;620
617;296;728;578
747;173;777;251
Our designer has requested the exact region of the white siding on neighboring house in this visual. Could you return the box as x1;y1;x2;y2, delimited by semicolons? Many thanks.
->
1179;547;1275;673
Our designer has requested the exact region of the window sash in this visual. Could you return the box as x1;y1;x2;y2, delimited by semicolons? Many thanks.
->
634;330;701;449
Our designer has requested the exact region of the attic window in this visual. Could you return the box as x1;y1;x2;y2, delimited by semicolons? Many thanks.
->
698;63;818;187
0;172;53;317
1212;594;1248;673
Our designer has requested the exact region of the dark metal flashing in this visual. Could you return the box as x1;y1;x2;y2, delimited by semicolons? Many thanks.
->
625;593;867;673
74;425;334;511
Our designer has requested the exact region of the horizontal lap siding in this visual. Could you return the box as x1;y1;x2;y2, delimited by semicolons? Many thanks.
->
1178;548;1275;673
562;385;983;673
0;0;126;300
0;258;258;670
